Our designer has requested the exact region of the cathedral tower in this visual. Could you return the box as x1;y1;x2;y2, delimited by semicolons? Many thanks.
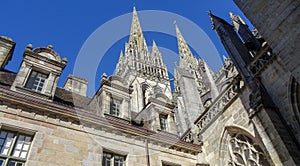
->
115;7;172;113
174;24;219;135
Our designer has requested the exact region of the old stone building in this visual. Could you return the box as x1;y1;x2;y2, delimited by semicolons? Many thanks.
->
0;2;299;166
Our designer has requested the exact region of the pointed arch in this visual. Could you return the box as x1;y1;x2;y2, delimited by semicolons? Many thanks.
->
219;126;271;166
141;83;152;107
288;76;300;126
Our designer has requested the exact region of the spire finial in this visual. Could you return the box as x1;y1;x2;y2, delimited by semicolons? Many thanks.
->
129;6;148;51
119;50;124;62
175;23;198;68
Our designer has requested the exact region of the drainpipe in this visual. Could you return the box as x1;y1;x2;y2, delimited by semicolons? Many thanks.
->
145;139;150;166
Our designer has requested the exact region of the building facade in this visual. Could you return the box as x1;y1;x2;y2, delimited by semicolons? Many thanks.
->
0;2;299;166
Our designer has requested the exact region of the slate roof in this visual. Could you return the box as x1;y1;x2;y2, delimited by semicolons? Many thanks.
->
0;69;91;109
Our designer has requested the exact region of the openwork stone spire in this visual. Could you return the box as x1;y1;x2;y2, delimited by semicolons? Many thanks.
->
229;12;261;51
114;7;168;83
129;6;148;51
175;24;197;68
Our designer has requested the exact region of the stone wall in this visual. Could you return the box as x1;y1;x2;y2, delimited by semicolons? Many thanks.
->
197;87;295;165
0;102;197;166
233;0;300;82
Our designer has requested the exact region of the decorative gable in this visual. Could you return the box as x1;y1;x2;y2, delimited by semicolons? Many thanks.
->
11;44;67;99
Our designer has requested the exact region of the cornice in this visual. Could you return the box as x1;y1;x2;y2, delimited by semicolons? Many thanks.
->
0;87;201;154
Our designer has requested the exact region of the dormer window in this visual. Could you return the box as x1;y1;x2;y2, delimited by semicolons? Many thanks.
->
159;114;168;131
25;70;48;93
110;98;122;117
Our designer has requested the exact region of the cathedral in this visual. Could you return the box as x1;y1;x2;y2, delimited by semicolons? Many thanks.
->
0;1;299;166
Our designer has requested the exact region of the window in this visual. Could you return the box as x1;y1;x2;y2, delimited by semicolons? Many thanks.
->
25;70;48;93
162;161;180;166
0;130;33;166
102;152;125;166
159;114;168;131
227;133;269;166
110;99;122;117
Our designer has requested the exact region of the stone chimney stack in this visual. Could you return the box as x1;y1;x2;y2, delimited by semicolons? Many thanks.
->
0;36;15;69
63;75;88;96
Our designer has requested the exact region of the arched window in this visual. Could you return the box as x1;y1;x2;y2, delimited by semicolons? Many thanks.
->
227;133;269;166
290;77;300;125
220;127;271;166
142;84;151;107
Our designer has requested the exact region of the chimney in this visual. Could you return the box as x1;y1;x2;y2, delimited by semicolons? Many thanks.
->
0;36;16;69
63;74;88;96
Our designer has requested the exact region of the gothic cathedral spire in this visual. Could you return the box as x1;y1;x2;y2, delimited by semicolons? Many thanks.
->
175;23;198;68
129;6;148;51
229;12;261;51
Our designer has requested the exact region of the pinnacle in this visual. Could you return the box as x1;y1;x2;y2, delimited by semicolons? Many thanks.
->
175;23;199;68
175;24;193;58
118;50;124;62
209;11;232;29
229;12;246;25
129;6;148;52
151;40;160;54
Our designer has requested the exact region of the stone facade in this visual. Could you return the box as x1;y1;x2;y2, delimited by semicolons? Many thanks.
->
0;4;299;166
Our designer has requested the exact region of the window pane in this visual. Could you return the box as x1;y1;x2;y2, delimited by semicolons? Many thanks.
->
13;135;31;158
114;155;124;166
160;115;168;131
8;161;24;166
24;137;31;143
0;159;4;166
23;144;29;151
20;151;27;158
1;132;14;155
0;131;7;138
102;153;112;166
25;70;47;92
13;150;20;157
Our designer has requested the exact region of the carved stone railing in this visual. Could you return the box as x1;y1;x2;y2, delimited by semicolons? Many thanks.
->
182;77;243;144
213;64;225;80
248;43;275;77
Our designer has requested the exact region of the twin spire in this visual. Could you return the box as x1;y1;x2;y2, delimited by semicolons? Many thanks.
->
129;6;148;51
116;7;205;76
175;24;198;68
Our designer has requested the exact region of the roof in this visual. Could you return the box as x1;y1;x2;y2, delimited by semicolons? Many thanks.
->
0;69;91;109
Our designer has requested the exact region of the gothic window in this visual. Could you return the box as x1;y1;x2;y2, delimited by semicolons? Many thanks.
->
290;77;300;125
159;114;168;131
110;98;122;117
102;152;125;166
25;70;48;93
142;84;151;106
0;130;33;166
227;133;269;166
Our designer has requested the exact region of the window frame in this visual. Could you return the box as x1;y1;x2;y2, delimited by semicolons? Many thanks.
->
161;160;181;166
24;69;48;93
110;98;122;117
0;130;33;166
159;114;168;131
102;151;126;166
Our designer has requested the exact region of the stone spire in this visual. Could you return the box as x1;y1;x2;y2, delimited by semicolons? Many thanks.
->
209;11;257;92
129;6;148;51
229;12;261;51
115;7;169;82
151;40;160;55
118;50;124;62
115;51;124;75
175;23;197;68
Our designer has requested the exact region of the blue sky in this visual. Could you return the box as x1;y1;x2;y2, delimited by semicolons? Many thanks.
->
1;1;252;96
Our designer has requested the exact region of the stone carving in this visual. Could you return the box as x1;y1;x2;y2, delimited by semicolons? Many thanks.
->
227;133;269;166
248;45;274;77
182;77;242;144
